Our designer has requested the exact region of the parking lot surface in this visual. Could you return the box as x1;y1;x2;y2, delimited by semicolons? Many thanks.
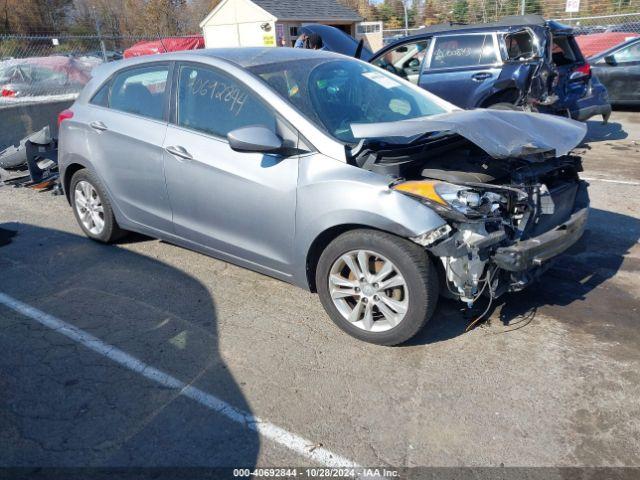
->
1;111;639;469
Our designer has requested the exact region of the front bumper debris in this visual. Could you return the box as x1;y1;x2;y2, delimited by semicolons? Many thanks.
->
492;207;589;272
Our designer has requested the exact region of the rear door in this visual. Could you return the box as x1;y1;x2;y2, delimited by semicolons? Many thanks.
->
85;63;173;233
419;33;502;108
594;40;640;103
162;62;299;275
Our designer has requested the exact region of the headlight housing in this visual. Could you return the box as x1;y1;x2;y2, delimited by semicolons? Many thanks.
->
393;180;503;218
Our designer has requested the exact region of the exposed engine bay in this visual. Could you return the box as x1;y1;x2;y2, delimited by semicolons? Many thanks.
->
348;111;589;308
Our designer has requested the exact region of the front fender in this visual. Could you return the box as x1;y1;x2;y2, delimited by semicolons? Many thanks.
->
292;155;447;288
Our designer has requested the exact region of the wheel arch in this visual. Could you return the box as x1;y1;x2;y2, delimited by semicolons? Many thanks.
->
480;87;521;107
306;223;380;292
62;162;87;204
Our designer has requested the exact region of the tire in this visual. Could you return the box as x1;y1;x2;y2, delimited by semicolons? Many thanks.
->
488;102;524;111
316;229;439;346
70;169;125;243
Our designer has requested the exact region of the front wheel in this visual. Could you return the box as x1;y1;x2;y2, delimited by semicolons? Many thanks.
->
316;229;439;345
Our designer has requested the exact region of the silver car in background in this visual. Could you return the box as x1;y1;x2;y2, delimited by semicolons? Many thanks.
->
58;48;589;345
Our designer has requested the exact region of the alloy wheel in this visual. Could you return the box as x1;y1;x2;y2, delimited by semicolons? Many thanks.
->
328;249;409;332
74;180;105;235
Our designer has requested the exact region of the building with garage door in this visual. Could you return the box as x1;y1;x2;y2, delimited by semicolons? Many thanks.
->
199;0;363;48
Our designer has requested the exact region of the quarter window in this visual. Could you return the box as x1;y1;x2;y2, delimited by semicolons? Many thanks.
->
428;34;498;69
90;81;110;107
108;65;169;120
176;64;276;138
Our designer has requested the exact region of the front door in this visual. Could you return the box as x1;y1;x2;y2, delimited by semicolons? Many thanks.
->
596;40;640;103
419;33;502;109
163;63;299;275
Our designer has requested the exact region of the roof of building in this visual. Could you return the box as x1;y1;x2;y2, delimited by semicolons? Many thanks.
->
251;0;362;22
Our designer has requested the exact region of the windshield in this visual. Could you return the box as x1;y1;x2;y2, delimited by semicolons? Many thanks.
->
248;59;447;143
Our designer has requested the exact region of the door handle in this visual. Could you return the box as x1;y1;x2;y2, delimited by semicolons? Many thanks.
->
89;121;108;132
471;72;493;82
165;145;193;161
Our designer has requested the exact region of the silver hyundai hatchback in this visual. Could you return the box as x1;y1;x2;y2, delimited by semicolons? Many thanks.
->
58;48;589;345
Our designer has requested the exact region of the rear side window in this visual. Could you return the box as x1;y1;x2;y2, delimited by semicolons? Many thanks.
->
106;65;169;120
176;64;276;138
504;30;536;61
428;34;498;69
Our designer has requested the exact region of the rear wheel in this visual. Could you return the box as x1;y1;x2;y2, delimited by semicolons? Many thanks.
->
316;229;439;345
70;169;125;243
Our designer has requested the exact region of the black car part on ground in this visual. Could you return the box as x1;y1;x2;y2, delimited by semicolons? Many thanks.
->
0;126;60;192
0;126;52;169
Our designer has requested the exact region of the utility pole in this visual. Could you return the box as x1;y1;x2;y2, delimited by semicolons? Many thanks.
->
403;0;409;36
520;0;526;15
92;6;108;62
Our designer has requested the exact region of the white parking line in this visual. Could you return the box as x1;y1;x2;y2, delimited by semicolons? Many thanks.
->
581;177;640;186
0;292;359;468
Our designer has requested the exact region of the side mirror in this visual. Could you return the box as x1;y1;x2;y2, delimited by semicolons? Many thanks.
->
227;126;283;154
604;55;617;66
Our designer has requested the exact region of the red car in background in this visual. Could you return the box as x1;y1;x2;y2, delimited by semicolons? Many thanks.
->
123;36;204;59
575;32;639;58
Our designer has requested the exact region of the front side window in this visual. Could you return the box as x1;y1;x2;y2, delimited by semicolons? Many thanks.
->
372;40;430;84
176;64;276;138
108;65;169;120
428;34;498;69
612;41;640;63
250;59;447;143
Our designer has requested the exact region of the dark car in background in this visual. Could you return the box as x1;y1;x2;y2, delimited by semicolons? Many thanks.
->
309;15;611;122
590;36;640;105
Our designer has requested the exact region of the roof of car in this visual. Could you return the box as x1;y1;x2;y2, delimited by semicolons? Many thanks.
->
183;47;346;67
412;14;570;36
89;47;347;82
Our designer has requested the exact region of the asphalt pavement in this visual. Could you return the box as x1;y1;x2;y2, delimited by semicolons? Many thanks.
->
0;111;639;471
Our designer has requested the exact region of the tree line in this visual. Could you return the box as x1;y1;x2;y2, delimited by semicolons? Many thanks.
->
1;0;637;36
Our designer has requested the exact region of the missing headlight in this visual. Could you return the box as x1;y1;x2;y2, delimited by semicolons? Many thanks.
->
411;224;452;247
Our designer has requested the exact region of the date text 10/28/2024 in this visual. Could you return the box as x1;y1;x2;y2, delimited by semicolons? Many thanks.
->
233;468;400;478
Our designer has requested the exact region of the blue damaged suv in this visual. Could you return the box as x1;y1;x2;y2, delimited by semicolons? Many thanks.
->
304;15;611;122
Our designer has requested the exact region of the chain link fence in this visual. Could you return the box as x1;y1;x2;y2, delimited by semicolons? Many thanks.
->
379;0;640;47
0;34;183;100
0;33;201;151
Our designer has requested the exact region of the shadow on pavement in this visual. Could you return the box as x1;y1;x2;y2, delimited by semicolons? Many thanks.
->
408;208;640;345
584;119;628;142
0;223;259;469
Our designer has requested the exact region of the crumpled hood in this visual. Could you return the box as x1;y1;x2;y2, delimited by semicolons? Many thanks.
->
350;109;587;159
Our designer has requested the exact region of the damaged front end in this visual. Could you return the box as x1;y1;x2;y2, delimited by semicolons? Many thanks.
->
350;109;589;307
